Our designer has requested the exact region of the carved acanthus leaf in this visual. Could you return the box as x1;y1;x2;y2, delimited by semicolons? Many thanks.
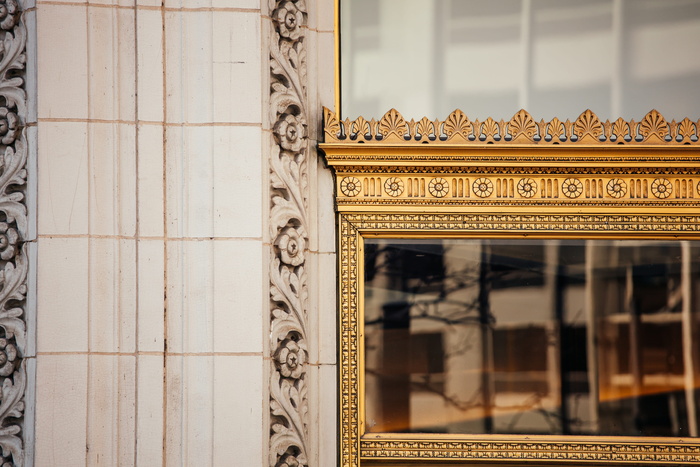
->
0;1;26;465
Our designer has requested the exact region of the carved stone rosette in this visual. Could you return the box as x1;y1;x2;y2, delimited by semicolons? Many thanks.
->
268;0;309;466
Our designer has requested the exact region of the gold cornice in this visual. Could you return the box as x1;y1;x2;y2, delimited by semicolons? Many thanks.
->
322;107;700;148
319;108;700;213
330;106;700;466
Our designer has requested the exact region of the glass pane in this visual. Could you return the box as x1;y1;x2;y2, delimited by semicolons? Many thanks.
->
364;239;700;436
341;0;700;121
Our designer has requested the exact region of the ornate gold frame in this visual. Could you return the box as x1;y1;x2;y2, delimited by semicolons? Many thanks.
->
320;107;700;466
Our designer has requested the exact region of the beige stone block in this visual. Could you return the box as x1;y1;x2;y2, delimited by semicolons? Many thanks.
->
165;240;214;353
88;123;137;237
316;252;337;365
38;122;89;235
166;0;260;10
166;239;263;353
164;355;215;466
37;237;88;352
136;10;164;122
212;239;263;353
35;354;88;466
317;158;336;254
306;0;334;32
137;124;164;237
37;5;88;118
136;354;164;466
316;0;335;32
164;354;183;467
166;126;263;239
164;125;213;238
89;0;137;7
304;31;321;141
317;363;338;467
136;0;161;7
165;11;262;124
163;0;207;8
165;11;213;123
212;355;264;465
89;238;137;353
211;0;260;9
87;6;136;120
317;31;337;111
212;11;262;123
137;239;165;352
211;126;262;238
87;355;136;466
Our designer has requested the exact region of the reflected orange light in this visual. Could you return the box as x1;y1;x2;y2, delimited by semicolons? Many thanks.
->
367;370;700;434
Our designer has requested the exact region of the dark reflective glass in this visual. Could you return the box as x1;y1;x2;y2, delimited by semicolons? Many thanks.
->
364;239;700;436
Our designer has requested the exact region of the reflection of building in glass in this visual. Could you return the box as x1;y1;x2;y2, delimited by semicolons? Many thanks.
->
342;0;700;121
364;239;700;437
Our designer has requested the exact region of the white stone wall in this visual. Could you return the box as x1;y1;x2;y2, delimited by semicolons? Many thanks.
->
29;0;336;464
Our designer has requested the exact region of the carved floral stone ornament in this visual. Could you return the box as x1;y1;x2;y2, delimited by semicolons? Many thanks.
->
269;0;310;465
0;0;18;31
0;0;26;465
320;107;700;466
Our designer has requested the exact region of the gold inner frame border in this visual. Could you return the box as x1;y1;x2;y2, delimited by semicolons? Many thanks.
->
321;107;700;466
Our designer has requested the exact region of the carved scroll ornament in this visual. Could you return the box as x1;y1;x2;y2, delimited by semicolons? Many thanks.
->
269;0;310;466
0;0;26;465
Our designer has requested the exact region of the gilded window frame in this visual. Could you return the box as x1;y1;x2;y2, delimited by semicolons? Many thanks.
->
320;106;700;466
